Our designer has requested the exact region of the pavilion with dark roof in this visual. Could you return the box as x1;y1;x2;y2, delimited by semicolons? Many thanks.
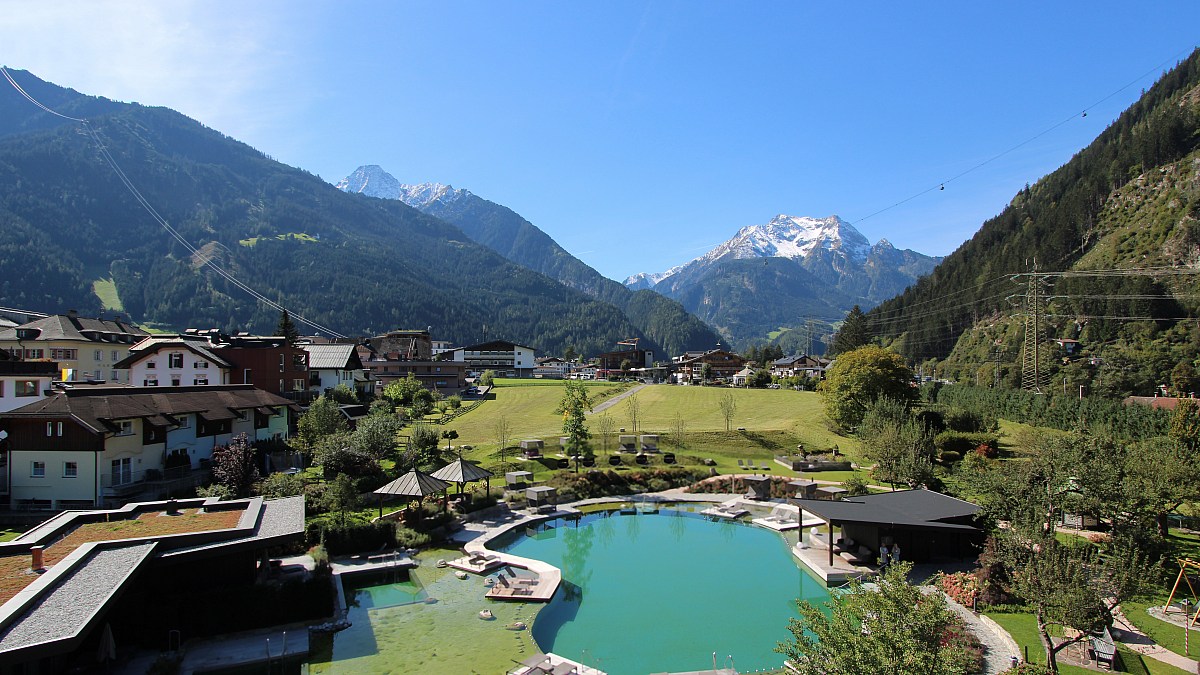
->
792;488;982;569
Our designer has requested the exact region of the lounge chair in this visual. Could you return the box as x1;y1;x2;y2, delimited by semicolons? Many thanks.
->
761;462;771;471
737;459;745;469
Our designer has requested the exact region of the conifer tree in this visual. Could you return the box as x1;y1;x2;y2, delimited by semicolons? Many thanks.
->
831;305;869;356
276;310;300;345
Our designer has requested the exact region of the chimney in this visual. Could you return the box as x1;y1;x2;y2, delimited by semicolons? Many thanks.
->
31;546;44;572
67;309;79;319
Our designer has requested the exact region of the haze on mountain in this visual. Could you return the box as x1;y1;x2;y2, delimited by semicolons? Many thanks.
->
0;69;712;358
337;164;724;356
624;214;940;348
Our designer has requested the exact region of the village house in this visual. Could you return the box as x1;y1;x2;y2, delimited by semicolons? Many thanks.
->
673;349;747;384
533;356;573;379
447;339;537;378
770;354;831;380
0;384;295;510
113;331;310;398
302;343;371;397
363;329;468;393
0;354;58;414
0;311;148;384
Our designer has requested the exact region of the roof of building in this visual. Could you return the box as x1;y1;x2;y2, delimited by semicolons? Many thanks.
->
793;488;980;531
462;339;538;353
0;496;304;662
1124;395;1185;411
0;384;295;433
0;314;147;344
113;335;232;369
304;343;364;370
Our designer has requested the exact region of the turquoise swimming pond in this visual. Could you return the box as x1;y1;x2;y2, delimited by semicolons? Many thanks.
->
491;508;831;675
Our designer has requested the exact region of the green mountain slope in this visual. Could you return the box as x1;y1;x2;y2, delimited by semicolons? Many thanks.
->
870;49;1200;368
0;70;662;356
338;167;725;357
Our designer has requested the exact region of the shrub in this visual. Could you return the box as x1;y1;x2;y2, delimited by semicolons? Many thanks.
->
934;431;998;456
255;471;305;499
974;442;999;459
307;520;397;555
395;527;431;549
938;450;963;464
841;474;870;496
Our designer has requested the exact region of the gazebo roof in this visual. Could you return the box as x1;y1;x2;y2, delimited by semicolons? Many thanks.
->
431;458;494;484
374;470;451;497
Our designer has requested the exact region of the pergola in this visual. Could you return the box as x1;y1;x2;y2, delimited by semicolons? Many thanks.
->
432;457;495;500
373;469;451;516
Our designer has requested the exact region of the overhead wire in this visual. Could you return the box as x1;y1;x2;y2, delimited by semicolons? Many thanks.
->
0;66;346;339
851;45;1198;226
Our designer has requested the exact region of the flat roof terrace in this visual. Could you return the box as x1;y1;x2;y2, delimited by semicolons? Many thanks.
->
0;506;246;605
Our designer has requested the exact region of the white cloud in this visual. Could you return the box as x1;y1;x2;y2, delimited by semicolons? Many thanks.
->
0;0;313;142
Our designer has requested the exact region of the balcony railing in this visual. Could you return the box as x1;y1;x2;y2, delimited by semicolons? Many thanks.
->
100;465;210;496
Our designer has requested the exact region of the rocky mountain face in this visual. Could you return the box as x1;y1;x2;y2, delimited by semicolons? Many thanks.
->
625;215;940;345
337;165;725;357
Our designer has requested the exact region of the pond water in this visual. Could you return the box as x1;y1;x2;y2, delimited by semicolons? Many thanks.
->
492;509;830;675
309;507;829;675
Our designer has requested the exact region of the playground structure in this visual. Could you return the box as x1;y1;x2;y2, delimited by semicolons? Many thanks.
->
1162;558;1200;627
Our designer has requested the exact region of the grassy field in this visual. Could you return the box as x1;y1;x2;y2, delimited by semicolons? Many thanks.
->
442;381;867;481
987;609;1191;674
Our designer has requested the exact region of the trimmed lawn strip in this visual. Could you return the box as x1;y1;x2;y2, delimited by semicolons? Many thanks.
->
1122;597;1200;661
984;611;1094;675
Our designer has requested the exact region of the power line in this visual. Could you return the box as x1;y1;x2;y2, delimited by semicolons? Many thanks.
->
851;46;1197;226
0;66;347;339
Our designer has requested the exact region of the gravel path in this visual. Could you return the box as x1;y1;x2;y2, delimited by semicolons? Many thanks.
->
589;383;647;414
941;594;1021;674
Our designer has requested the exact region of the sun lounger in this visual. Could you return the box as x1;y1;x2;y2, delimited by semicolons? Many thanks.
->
737;459;745;469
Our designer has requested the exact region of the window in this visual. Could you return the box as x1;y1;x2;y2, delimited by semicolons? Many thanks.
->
44;421;62;437
293;378;305;391
111;350;118;361
194;378;208;385
292;354;306;370
175;414;190;428
94;350;103;361
168;353;183;369
0;381;3;396
279;354;285;372
23;349;43;359
115;420;133;436
31;461;45;478
143;379;158;386
50;348;77;360
195;361;208;369
171;376;181;387
243;368;252;382
63;461;77;478
147;361;156;369
111;458;132;485
279;379;285;392
15;380;37;397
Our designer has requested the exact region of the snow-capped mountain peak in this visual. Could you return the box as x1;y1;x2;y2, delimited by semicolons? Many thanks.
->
699;214;871;266
335;165;469;208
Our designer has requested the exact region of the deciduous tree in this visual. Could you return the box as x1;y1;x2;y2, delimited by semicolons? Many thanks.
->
211;433;260;498
819;346;915;431
556;380;593;468
718;391;737;432
298;395;348;450
776;562;979;675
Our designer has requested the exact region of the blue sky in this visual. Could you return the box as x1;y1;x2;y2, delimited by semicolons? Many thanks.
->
3;1;1199;281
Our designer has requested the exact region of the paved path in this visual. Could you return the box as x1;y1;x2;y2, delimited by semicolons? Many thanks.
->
589;383;647;414
1112;604;1200;672
941;595;1020;674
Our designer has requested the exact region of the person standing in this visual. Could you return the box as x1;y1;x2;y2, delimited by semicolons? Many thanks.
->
879;543;890;569
891;542;901;564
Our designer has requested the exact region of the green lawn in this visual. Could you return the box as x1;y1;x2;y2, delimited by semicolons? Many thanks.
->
1122;597;1200;662
441;382;869;483
91;277;123;311
0;529;23;543
987;609;1192;674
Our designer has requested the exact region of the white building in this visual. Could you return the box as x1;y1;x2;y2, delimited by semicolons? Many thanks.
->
303;343;370;396
449;340;537;377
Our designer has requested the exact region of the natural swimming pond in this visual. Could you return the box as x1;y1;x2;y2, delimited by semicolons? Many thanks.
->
492;508;830;675
309;507;830;675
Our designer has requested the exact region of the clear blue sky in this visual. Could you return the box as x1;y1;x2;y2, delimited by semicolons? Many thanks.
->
3;1;1198;281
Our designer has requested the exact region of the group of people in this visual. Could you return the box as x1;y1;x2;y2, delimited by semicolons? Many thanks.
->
879;542;901;568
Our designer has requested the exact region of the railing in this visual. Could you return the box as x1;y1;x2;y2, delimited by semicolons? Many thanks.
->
100;466;211;496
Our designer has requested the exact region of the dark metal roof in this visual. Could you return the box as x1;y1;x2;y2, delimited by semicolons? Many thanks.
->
0;385;292;434
374;470;451;497
431;458;494;484
794;489;980;531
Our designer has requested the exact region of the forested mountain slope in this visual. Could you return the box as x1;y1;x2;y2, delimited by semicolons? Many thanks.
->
870;50;1200;376
0;70;664;356
337;166;725;356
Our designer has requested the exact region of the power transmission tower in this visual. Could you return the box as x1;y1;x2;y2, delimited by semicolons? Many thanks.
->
1021;262;1050;393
